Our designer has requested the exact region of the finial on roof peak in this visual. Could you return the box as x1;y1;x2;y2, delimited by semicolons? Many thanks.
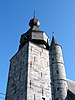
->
34;10;36;18
51;32;57;45
52;32;54;37
29;12;40;28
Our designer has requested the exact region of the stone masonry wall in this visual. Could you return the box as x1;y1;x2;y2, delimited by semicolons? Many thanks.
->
5;43;29;100
27;42;51;100
5;41;51;100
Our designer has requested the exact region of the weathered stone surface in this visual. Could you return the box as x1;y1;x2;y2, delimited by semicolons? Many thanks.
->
5;38;75;100
27;42;51;100
50;44;68;100
5;42;51;100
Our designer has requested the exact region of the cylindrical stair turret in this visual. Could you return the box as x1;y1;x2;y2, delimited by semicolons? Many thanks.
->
49;36;68;100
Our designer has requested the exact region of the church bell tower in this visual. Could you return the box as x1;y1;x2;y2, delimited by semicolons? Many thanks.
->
5;16;68;100
5;16;52;100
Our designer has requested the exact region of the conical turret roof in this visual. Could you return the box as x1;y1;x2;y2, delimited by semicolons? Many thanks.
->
51;36;57;45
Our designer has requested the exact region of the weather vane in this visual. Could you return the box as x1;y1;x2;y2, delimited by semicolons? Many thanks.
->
34;10;36;18
52;32;55;36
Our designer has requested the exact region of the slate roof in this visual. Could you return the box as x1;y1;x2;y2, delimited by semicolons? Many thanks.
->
67;79;75;95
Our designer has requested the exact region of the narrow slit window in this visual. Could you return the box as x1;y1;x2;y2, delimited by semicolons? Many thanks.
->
42;97;45;100
47;62;48;66
57;87;59;91
30;80;31;88
42;88;43;96
34;94;35;100
31;46;32;51
30;61;32;68
52;58;54;61
41;72;42;78
40;52;42;56
34;57;36;62
57;70;59;74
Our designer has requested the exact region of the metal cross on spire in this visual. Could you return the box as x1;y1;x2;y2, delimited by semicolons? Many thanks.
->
34;10;36;18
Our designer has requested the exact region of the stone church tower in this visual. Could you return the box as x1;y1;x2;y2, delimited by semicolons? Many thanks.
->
5;17;52;100
5;16;70;100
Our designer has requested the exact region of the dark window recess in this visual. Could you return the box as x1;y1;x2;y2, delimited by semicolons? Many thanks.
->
40;51;41;56
41;72;42;78
55;98;59;100
34;57;36;62
42;88;43;96
30;80;31;88
14;87;16;94
47;62;48;66
34;94;35;100
57;87;59;91
30;61;32;68
57;70;59;74
42;97;45;100
52;58;54;61
31;46;32;51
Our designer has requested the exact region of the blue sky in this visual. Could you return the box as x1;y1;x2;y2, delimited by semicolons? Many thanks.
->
0;0;75;99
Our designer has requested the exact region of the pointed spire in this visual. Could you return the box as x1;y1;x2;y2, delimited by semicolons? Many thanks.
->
51;32;57;45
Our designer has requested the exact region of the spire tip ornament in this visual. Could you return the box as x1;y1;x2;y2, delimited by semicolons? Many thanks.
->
34;10;36;18
52;32;54;37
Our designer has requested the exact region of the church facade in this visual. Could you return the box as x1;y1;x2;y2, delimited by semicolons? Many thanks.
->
5;16;75;100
